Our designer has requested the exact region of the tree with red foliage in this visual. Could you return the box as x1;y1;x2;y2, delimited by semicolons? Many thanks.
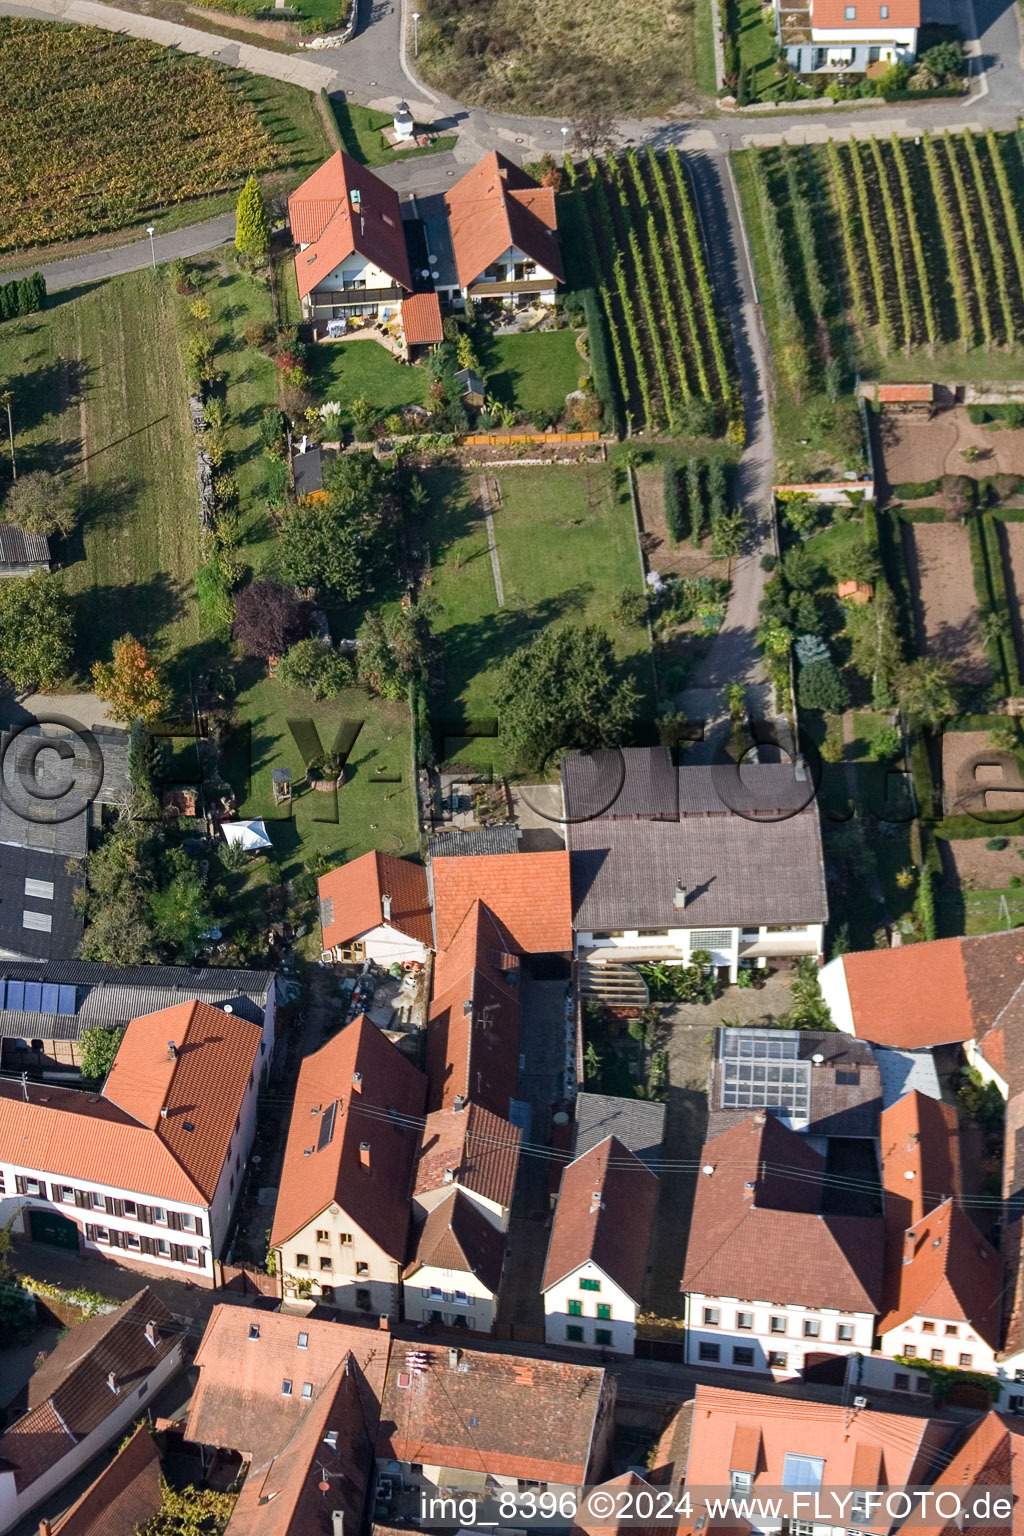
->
232;579;308;659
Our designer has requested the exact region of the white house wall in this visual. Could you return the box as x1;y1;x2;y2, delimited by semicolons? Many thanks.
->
0;1339;183;1535
878;1315;997;1376
208;1059;261;1256
543;1261;637;1355
965;1037;1009;1098
683;1291;874;1375
413;1182;508;1232
818;957;856;1035
358;923;429;967
403;1263;497;1332
276;1206;403;1317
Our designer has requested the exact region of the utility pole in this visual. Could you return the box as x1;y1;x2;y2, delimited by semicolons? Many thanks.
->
0;390;15;480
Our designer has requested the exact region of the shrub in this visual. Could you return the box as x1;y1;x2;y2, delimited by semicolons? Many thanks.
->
664;466;684;543
196;559;234;639
275;639;355;699
613;586;649;629
245;320;275;349
870;725;902;761
798;658;850;713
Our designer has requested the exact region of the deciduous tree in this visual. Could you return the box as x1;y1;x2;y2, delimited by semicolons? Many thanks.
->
897;656;957;728
0;570;73;689
493;624;639;770
78;1026;125;1085
232;580;308;659
91;635;167;724
279;452;394;601
3;469;78;536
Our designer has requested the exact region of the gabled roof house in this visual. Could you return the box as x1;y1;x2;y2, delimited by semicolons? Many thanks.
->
318;850;432;964
444;151;564;303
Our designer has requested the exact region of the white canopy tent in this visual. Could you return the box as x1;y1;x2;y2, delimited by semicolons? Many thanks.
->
221;818;272;851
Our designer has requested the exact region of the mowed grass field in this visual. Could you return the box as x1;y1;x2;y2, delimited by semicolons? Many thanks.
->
415;463;651;769
229;675;417;879
0;260;280;689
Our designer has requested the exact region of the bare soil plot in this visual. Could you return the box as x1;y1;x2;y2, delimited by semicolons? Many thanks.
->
903;523;991;686
940;729;1024;816
635;466;729;582
939;837;1024;890
876;403;1024;496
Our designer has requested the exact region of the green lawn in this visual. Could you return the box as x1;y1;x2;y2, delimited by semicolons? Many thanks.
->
694;0;718;95
417;463;650;770
483;331;584;419
331;101;457;169
734;0;778;98
0;258;284;691
307;339;430;431
228;674;417;882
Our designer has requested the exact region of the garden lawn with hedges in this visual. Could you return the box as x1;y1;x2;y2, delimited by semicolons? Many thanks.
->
2;20;329;252
484;331;584;419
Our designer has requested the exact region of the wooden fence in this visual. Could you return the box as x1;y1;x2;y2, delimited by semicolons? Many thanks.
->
462;431;601;446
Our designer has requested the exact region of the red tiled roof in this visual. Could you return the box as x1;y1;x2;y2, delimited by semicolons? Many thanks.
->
404;1187;506;1293
51;1424;162;1536
0;1290;178;1495
914;1412;1024;1536
877;383;935;402
879;1197;1003;1347
685;1385;956;1532
0;1002;260;1205
444;152;564;290
376;1344;608;1483
542;1136;658;1303
836;932;1024;1055
187;1306;390;1464
289;151;413;301
811;0;920;25
413;1101;521;1211
880;1091;961;1243
224;1356;371;1536
401;291;444;346
431;851;572;953
319;851;432;951
103;1000;262;1201
681;1114;884;1312
271;1014;426;1256
427;900;521;1117
572;1473;664;1536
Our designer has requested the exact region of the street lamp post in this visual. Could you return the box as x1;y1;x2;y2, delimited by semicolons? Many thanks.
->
145;225;156;271
411;10;420;55
561;124;569;158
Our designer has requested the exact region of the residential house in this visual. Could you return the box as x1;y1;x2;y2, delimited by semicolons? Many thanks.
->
571;1473;665;1536
222;1354;373;1536
430;849;573;955
289;151;442;349
0;1001;262;1282
682;1113;884;1378
318;850;433;965
412;1099;521;1234
708;1026;882;1140
374;1345;615;1503
403;1188;506;1333
681;1384;956;1536
775;0;920;74
186;1306;390;1468
43;1423;163;1536
444;152;563;306
0;959;277;1075
911;1410;1024;1536
270;1015;426;1315
542;1135;658;1355
563;749;828;982
0;846;84;963
0;1289;182;1536
572;1092;666;1168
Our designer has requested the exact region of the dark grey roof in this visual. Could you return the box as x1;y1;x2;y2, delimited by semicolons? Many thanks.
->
0;724;128;857
0;960;275;1040
0;523;50;569
0;846;84;962
561;748;817;822
708;1027;881;1139
572;1092;666;1168
567;753;828;931
428;826;520;859
293;447;337;499
455;368;486;397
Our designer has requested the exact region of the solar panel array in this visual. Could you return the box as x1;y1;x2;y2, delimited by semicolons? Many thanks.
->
719;1027;810;1116
0;978;77;1015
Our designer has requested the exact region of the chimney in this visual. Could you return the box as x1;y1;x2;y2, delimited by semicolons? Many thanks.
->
38;1521;53;1536
352;1071;363;1090
673;881;687;909
452;1094;466;1114
145;1320;159;1347
333;1513;346;1536
590;1191;602;1213
107;1371;118;1394
160;1106;168;1119
382;893;392;924
449;1347;461;1370
324;1429;339;1451
443;1166;455;1184
167;1041;177;1060
359;1141;371;1170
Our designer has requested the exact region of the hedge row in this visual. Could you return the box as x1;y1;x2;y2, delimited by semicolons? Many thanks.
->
0;272;45;321
580;287;618;434
966;513;1006;690
978;510;1022;693
664;463;684;542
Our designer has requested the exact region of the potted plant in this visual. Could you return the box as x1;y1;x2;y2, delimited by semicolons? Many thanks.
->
306;753;344;791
